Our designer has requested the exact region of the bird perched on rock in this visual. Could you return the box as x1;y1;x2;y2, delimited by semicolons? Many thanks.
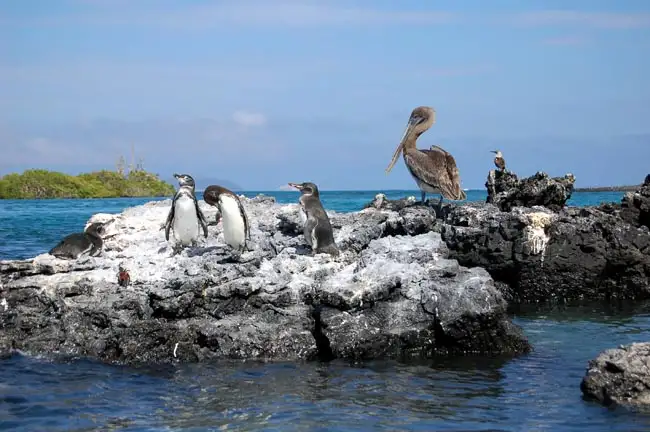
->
49;222;105;260
164;173;208;251
203;184;250;255
385;106;466;208
491;150;507;172
117;264;131;287
288;182;339;257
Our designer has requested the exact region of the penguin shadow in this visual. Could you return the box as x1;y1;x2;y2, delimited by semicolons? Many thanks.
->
185;245;223;258
293;244;314;256
166;243;252;264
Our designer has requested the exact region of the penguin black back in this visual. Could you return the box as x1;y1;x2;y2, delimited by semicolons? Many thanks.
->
288;182;339;256
203;184;251;252
49;222;105;259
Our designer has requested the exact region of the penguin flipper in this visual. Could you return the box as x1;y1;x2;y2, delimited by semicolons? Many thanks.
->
313;213;337;252
235;196;251;241
192;195;209;238
164;205;175;241
303;217;316;247
199;209;209;238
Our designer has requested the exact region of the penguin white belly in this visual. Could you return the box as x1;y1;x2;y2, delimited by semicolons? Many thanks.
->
299;207;307;224
220;195;246;249
173;196;199;245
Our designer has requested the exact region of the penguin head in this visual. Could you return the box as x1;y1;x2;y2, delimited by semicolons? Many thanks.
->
174;173;195;189
85;222;105;236
288;182;319;198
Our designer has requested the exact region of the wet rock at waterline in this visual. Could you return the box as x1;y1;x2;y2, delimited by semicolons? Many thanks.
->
581;342;650;407
0;196;530;365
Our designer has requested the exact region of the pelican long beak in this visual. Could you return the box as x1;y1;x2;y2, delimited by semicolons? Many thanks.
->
288;182;303;190
385;119;418;174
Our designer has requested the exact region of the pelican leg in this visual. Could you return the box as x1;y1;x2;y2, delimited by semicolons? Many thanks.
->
421;191;426;203
437;195;444;213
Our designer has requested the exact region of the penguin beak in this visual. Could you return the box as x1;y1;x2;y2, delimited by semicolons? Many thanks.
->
288;182;303;191
490;150;497;154
173;173;180;179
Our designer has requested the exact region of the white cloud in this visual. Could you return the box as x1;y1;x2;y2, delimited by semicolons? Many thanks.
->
4;1;456;28
232;111;267;127
510;11;650;29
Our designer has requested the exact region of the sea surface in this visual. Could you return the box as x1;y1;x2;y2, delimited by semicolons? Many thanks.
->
2;189;650;431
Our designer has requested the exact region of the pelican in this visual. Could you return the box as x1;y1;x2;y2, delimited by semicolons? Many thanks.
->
491;150;506;172
385;106;466;207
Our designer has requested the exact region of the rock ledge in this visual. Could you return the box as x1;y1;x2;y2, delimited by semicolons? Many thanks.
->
0;196;530;365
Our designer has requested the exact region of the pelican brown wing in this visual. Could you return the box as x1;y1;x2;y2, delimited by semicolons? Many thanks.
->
405;146;466;200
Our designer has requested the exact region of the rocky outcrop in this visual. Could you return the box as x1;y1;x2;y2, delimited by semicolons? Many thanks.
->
441;202;650;303
486;170;575;212
368;177;650;303
581;342;650;406
0;196;530;365
600;174;650;230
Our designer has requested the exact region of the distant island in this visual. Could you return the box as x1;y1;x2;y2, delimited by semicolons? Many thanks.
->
574;184;641;192
0;169;175;199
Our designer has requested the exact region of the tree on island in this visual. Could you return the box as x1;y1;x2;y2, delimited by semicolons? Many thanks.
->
0;148;175;199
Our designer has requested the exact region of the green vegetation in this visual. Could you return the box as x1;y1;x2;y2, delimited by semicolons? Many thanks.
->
0;169;175;199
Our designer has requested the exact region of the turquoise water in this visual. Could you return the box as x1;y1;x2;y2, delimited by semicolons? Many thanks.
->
0;189;625;260
3;189;650;431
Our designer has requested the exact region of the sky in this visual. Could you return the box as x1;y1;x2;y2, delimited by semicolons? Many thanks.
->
1;0;650;190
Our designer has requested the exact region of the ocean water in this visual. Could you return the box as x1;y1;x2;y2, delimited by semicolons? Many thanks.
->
3;189;650;431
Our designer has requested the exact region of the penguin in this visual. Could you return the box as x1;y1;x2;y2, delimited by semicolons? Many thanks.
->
164;173;208;249
49;222;105;260
288;182;340;257
203;185;250;253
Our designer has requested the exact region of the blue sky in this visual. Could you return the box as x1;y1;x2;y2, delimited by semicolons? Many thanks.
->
2;0;649;190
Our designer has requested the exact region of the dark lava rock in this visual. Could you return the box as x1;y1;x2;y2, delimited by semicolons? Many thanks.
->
441;203;650;303
0;198;530;365
486;170;575;212
599;174;650;231
369;184;650;303
581;342;650;406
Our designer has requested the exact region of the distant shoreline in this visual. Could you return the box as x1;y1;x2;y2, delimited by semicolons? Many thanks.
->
574;185;640;192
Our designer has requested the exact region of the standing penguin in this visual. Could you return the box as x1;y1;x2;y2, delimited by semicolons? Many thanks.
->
49;222;105;260
288;182;339;257
203;185;250;253
164;173;208;249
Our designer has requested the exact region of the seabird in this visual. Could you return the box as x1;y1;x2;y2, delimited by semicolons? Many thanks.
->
203;184;250;254
49;222;105;260
288;182;340;257
385;106;466;207
164;173;208;250
491;150;507;172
